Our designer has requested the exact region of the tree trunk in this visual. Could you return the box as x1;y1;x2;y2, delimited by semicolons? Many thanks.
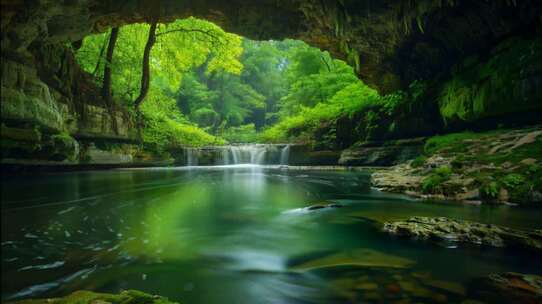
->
134;21;158;110
102;27;119;104
92;38;108;77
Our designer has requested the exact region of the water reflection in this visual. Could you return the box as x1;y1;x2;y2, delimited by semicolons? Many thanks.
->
1;167;541;303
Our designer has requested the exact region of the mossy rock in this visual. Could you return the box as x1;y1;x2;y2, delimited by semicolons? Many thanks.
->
8;290;179;304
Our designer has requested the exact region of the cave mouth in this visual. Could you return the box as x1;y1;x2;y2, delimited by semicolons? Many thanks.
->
72;16;381;149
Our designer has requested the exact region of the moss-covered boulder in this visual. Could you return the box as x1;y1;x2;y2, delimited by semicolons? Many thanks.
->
383;216;542;252
7;290;179;304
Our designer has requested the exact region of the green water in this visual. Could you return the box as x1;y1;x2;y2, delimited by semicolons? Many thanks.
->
1;166;541;303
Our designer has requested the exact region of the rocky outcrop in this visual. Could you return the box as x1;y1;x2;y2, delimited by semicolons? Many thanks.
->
371;126;542;205
1;33;139;166
339;138;424;166
289;145;342;166
383;216;542;252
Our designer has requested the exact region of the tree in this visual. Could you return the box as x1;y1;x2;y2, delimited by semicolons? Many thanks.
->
102;27;119;105
134;21;157;110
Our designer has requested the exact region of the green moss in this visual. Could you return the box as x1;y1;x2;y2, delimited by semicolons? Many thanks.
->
501;173;525;189
49;132;79;161
8;290;179;304
411;155;427;168
421;165;452;193
438;37;542;124
481;181;500;199
424;131;480;154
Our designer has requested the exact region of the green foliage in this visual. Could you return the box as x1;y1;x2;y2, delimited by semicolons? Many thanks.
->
421;165;452;193
424;132;479;154
76;18;245;148
481;181;500;199
222;124;258;143
501;173;525;189
439;37;542;124
192;107;219;127
411;155;427;168
142;113;223;152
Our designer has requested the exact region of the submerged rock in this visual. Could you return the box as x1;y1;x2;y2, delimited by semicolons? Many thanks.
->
7;290;179;304
383;216;542;252
306;203;344;211
288;248;415;271
469;272;542;304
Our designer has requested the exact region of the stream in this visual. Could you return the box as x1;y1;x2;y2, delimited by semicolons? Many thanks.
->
1;165;541;303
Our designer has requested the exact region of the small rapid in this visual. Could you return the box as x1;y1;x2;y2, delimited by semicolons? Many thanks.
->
183;144;291;166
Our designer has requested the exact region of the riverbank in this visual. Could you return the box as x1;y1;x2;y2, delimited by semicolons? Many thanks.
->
371;126;542;206
2;126;541;206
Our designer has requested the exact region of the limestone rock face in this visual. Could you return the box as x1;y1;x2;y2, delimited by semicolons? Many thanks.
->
339;139;424;166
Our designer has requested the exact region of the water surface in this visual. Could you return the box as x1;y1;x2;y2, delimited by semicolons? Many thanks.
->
2;166;541;303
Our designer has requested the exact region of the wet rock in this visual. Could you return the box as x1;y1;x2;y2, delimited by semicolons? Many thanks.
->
383;217;542;252
424;279;466;296
469;272;542;304
338;140;424;166
306;203;343;211
357;282;378;291
456;189;480;201
520;158;538;166
498;188;509;202
371;164;423;192
501;161;513;168
288;248;415;271
306;204;326;210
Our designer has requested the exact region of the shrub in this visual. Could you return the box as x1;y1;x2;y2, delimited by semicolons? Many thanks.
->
421;165;452;193
481;181;499;199
143;113;223;152
501;174;525;189
223;124;258;143
411;156;427;168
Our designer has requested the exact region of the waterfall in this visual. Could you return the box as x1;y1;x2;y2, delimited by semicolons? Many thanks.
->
182;144;288;166
221;148;230;165
231;146;241;164
186;148;198;166
280;145;290;165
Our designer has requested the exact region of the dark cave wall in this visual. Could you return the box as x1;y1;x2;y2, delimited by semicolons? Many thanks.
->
3;0;541;92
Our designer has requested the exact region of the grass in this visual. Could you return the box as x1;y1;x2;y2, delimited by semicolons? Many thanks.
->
421;165;452;193
424;131;482;154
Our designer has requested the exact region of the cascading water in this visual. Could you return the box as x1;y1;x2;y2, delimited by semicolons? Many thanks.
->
231;146;241;164
182;144;291;166
280;144;290;165
185;148;199;166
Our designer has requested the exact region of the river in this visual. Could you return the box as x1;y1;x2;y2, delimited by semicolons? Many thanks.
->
1;165;541;303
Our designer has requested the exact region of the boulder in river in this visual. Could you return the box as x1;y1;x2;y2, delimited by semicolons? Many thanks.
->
7;290;179;304
383;216;542;252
